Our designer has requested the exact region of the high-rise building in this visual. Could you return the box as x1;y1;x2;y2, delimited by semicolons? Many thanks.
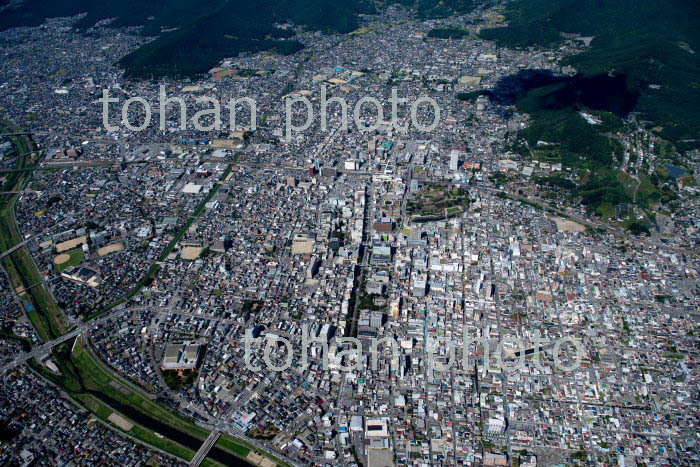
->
449;150;460;171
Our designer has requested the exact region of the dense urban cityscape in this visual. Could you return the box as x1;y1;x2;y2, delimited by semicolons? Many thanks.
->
0;1;698;466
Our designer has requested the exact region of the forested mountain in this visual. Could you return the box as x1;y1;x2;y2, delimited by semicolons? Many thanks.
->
480;0;700;148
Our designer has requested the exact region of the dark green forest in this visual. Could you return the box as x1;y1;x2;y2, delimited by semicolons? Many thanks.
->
480;0;700;149
388;0;477;19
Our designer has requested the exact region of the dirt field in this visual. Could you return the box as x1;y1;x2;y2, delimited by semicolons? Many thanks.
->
55;235;87;253
246;452;276;467
54;253;70;265
108;412;134;431
180;246;204;260
98;242;125;257
548;216;586;232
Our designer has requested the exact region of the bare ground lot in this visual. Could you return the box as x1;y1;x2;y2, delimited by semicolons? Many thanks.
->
108;412;134;431
180;246;204;260
55;235;87;252
547;215;586;232
98;241;125;257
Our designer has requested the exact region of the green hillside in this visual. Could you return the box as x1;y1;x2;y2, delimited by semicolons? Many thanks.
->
0;0;223;33
391;0;478;18
480;0;700;149
0;0;375;78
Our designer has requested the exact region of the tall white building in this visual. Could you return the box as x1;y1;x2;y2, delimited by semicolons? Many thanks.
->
449;150;460;171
